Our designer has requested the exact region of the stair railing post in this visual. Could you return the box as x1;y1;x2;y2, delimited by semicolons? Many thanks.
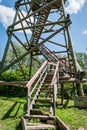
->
53;76;58;116
27;87;31;115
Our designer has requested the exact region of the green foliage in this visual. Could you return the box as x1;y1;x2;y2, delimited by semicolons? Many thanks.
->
76;52;87;70
76;52;87;78
0;86;26;97
0;70;26;97
83;83;87;95
0;70;24;81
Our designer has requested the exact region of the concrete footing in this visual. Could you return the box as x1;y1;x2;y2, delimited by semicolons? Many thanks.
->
74;96;87;108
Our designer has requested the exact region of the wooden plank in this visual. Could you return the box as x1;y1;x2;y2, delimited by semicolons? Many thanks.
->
22;117;27;130
59;78;87;83
0;78;86;86
34;103;52;106
56;116;70;130
59;74;70;80
26;124;57;129
51;61;59;85
23;115;55;120
30;108;49;115
0;81;27;86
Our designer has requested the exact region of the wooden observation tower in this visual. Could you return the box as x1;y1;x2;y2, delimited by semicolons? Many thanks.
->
0;0;86;129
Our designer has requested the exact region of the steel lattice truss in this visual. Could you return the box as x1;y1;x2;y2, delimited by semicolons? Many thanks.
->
0;0;84;80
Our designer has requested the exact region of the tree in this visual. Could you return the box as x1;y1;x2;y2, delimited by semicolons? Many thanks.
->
1;42;43;81
76;52;87;78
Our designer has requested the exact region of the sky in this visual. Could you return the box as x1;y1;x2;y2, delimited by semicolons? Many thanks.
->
0;0;87;60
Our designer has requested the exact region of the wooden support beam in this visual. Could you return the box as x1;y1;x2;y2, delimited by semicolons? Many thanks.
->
61;84;64;105
0;81;27;86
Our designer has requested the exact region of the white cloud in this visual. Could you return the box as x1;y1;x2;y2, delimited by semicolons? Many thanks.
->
0;5;32;33
0;5;15;28
66;0;86;14
82;30;87;35
0;0;2;2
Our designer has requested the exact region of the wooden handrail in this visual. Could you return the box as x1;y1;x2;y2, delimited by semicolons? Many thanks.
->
26;60;48;88
42;44;58;61
51;61;59;85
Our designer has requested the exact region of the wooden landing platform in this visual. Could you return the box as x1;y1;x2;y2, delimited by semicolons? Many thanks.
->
59;78;86;83
0;78;86;86
0;81;27;86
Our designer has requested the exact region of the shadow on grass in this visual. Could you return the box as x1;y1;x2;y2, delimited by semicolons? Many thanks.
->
0;96;26;104
62;98;69;108
16;103;27;130
56;98;74;109
2;101;26;120
2;102;20;119
16;120;22;130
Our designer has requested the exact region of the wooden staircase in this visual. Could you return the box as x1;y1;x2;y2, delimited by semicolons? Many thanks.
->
30;2;58;63
22;61;59;130
30;7;51;45
22;61;69;130
39;45;58;62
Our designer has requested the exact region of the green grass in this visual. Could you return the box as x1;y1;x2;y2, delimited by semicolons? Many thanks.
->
56;99;87;130
0;96;26;130
0;97;87;130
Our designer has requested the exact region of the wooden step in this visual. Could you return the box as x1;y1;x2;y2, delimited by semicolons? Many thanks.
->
30;108;50;115
59;74;70;80
44;81;52;84
36;98;52;104
40;88;53;91
23;115;55;120
39;93;53;97
45;78;53;81
26;123;58;130
34;103;52;107
33;104;52;109
37;97;52;100
39;92;53;96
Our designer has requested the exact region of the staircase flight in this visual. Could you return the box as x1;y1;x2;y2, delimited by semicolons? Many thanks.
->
22;61;69;130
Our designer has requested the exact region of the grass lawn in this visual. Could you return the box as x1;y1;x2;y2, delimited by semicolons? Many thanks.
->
0;96;87;130
56;99;87;130
0;96;26;130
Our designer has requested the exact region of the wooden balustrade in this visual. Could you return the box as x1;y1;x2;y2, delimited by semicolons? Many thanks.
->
26;60;48;88
26;61;48;114
50;61;59;115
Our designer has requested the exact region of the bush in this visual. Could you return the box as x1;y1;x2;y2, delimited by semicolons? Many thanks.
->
0;85;26;97
0;70;27;97
0;70;24;81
